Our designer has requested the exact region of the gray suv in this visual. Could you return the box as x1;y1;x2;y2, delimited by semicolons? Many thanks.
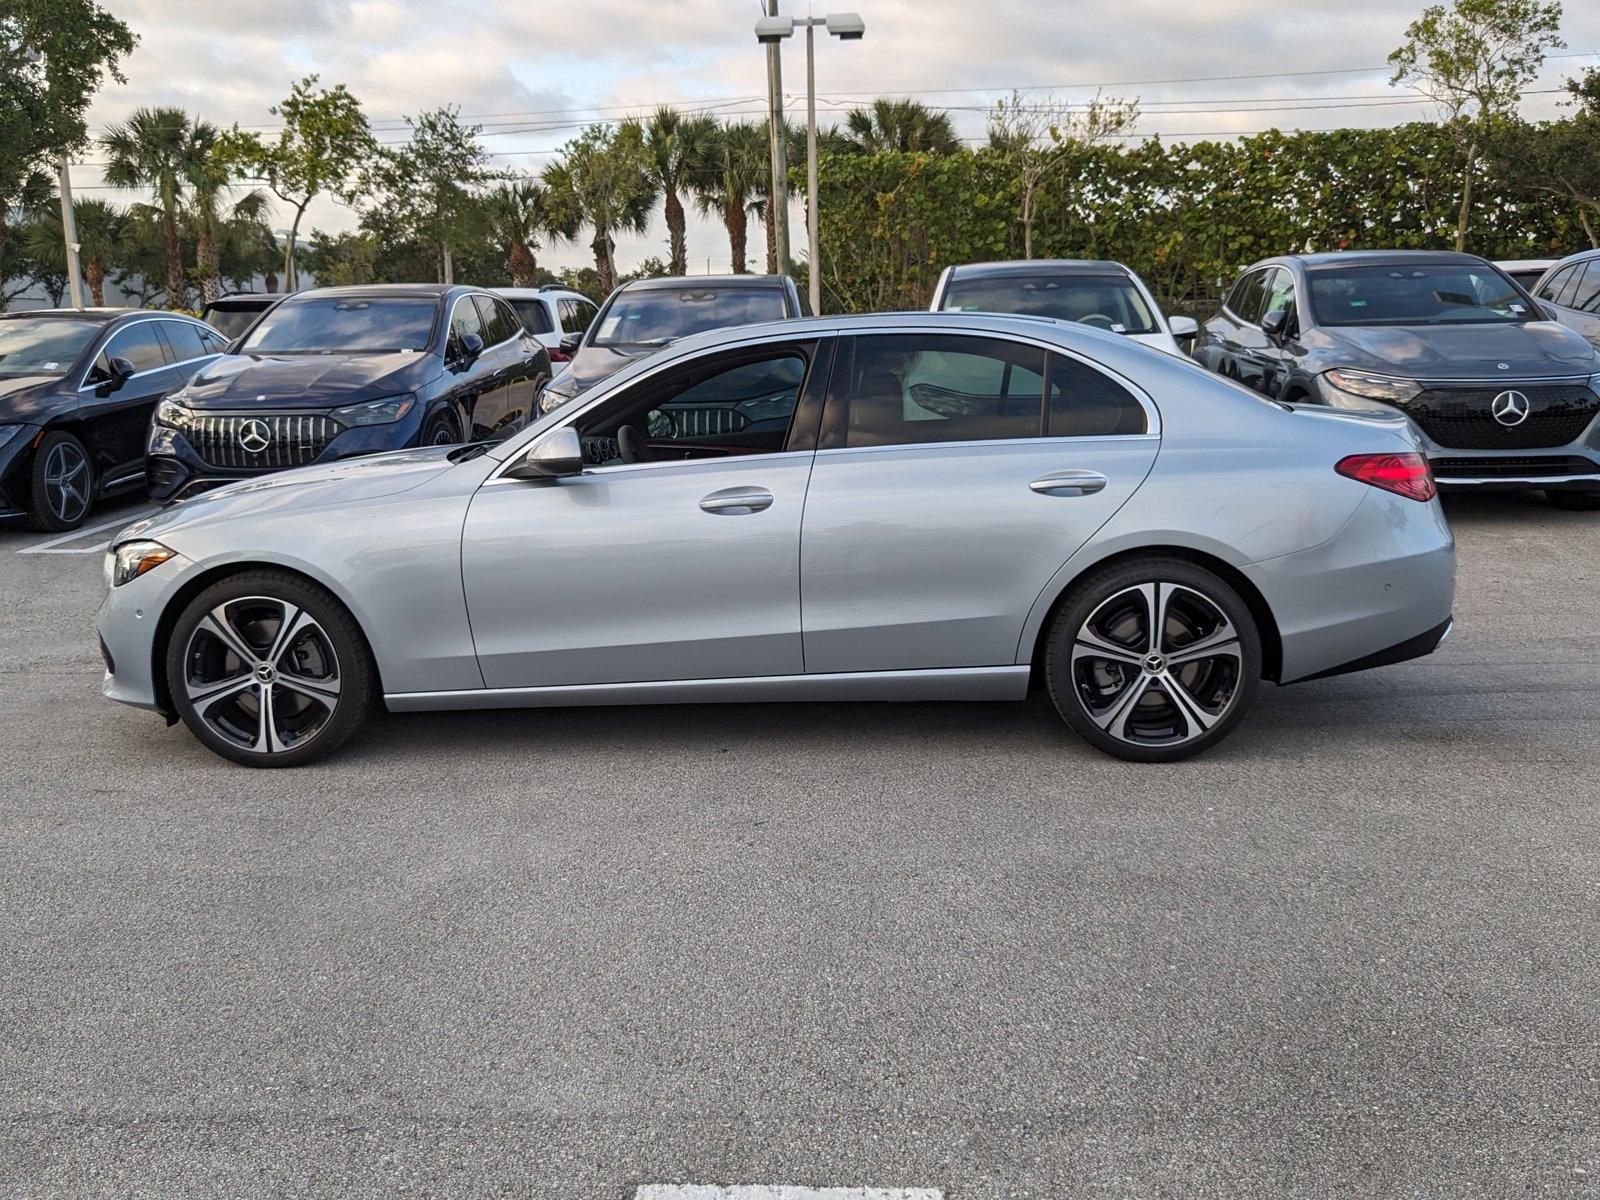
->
1196;250;1600;510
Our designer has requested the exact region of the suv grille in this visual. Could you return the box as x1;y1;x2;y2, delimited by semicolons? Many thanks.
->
186;413;339;470
1408;383;1599;450
1433;455;1600;479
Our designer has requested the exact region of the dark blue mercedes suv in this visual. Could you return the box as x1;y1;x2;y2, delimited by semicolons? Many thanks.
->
146;284;550;503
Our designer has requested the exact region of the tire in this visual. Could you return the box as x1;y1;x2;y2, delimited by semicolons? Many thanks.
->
1043;557;1262;763
25;430;95;532
422;409;462;447
165;570;374;767
1545;490;1600;512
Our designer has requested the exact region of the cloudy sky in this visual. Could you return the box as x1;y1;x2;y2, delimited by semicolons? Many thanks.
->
74;0;1600;276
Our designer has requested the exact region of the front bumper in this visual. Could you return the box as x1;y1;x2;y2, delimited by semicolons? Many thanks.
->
146;408;428;504
97;548;199;713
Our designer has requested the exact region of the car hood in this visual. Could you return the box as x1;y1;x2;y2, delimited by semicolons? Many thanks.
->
1315;321;1600;379
118;446;464;543
0;374;67;422
175;351;438;409
562;343;657;392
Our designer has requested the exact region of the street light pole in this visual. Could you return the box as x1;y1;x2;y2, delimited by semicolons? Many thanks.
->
762;0;791;276
57;155;88;310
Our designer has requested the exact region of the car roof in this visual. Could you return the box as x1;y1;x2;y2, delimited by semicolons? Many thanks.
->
617;274;794;292
1287;250;1490;270
1542;247;1600;268
289;283;455;300
492;286;591;299
945;259;1135;278
0;307;134;323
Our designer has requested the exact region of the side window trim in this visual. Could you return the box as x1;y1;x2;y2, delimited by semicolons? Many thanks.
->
1539;266;1574;304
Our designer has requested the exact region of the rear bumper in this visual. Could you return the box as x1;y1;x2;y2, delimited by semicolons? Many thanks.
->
1295;616;1452;683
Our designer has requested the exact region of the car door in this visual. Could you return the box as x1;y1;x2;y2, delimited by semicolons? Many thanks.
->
798;330;1159;674
77;320;183;484
1202;269;1265;381
459;335;829;690
479;294;544;433
1250;267;1301;397
446;294;517;441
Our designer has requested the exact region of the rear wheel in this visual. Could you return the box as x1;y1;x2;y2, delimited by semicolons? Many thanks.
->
26;430;95;532
1044;557;1262;762
1545;490;1600;512
165;570;373;767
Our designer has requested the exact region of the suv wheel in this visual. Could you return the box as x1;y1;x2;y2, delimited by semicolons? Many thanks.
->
1044;557;1262;762
166;570;373;767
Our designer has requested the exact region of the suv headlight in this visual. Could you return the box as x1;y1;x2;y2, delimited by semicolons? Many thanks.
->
539;376;580;415
106;540;176;588
331;395;416;426
154;398;192;428
1321;369;1422;407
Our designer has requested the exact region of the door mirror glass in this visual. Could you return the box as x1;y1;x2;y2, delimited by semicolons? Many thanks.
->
1167;315;1199;342
506;426;584;479
558;332;582;356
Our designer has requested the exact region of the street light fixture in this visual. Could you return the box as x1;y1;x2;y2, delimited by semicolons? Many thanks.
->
753;11;865;315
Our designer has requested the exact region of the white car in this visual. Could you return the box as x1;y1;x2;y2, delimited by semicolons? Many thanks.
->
493;287;599;364
930;260;1199;356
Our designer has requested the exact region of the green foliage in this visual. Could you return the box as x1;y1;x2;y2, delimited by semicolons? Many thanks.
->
810;122;1582;316
837;99;961;155
101;106;216;307
542;121;656;294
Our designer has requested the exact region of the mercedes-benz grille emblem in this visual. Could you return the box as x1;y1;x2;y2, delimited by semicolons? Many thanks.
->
1491;390;1530;428
237;418;272;454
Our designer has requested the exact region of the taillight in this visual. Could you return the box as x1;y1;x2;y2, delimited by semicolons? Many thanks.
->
1336;452;1437;502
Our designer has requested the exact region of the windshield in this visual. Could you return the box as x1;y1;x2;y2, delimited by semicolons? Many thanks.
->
941;272;1160;334
239;296;438;354
591;287;789;347
203;307;264;340
0;318;100;378
1308;263;1530;326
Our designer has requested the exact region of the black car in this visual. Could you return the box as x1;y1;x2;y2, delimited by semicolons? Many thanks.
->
0;309;228;530
539;273;806;412
200;292;281;342
1196;250;1600;510
147;284;552;503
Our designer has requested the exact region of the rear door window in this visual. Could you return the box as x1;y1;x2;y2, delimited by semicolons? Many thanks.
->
510;298;555;335
1570;262;1600;313
160;320;211;363
1537;266;1574;303
1227;270;1270;323
559;298;592;335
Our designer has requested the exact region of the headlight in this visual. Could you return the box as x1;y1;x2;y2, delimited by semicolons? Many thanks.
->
539;377;580;415
331;395;416;426
1321;369;1422;406
0;424;25;451
106;540;176;588
154;398;192;428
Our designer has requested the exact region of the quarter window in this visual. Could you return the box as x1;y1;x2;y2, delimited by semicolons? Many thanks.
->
1048;354;1147;437
1570;262;1600;314
1536;266;1574;302
827;334;1047;449
160;320;211;362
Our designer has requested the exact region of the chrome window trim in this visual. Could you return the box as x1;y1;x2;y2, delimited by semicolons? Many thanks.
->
814;433;1159;459
483;448;815;487
154;316;227;369
75;317;186;391
448;292;522;359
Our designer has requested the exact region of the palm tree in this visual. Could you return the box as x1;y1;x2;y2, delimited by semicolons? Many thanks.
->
102;107;214;308
693;123;767;274
839;99;961;154
186;131;269;304
22;198;133;307
638;107;718;276
542;123;656;295
485;178;571;287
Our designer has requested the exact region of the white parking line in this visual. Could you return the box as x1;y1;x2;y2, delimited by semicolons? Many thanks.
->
634;1189;942;1200
15;508;158;556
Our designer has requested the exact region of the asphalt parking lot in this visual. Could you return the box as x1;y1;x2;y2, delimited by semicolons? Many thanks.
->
1;492;1597;1198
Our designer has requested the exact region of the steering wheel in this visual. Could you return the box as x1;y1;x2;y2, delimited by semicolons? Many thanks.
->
1078;313;1117;330
617;424;654;464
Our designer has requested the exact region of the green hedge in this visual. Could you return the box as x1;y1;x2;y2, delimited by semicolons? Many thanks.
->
810;122;1582;316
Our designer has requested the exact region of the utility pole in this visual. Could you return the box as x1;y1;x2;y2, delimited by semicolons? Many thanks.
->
57;156;88;310
762;0;791;275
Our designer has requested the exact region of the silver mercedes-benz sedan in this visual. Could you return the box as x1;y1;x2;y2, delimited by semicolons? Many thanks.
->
98;313;1455;767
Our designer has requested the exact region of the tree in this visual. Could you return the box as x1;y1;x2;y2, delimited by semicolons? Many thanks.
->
1486;69;1600;246
22;196;130;305
219;76;373;291
693;122;767;274
485;178;570;287
543;122;656;295
987;91;1139;259
838;99;961;154
102;107;213;307
361;106;493;284
638;106;717;275
303;230;379;287
0;0;134;307
186;131;269;303
1389;0;1565;251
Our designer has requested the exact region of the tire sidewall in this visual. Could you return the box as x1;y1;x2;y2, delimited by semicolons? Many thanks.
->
27;430;95;532
1045;557;1262;763
422;409;462;447
165;571;372;768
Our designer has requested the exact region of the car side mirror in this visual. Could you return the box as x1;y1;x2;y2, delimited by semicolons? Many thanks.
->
504;426;584;480
1168;315;1199;344
457;331;485;363
97;355;137;392
1261;308;1290;340
558;333;582;356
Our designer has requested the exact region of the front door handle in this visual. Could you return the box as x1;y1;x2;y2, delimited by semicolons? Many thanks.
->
700;487;774;515
1030;470;1108;497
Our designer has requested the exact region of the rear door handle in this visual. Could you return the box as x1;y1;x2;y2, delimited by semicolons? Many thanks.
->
700;487;774;514
1030;470;1108;497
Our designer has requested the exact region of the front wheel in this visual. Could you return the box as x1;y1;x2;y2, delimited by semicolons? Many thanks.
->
165;570;373;767
422;409;462;447
26;430;95;532
1545;489;1600;512
1044;558;1262;762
